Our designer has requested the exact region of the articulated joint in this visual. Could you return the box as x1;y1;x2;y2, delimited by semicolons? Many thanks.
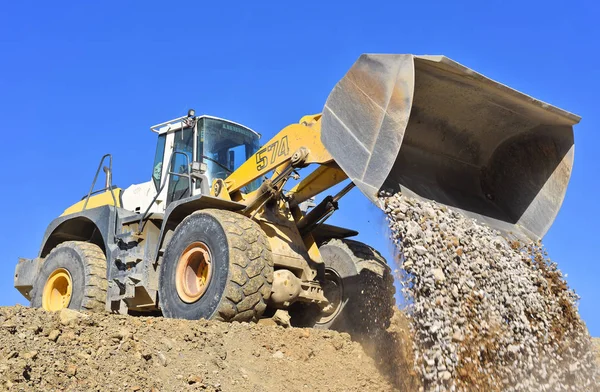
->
291;147;310;168
269;269;327;308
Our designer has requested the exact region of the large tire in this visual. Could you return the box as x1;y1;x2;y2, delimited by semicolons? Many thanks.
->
292;239;395;335
159;209;273;322
31;241;107;312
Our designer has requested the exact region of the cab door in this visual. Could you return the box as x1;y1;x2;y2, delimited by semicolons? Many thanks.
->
166;126;195;204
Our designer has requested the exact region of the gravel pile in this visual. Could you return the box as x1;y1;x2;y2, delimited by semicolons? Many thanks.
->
381;191;599;392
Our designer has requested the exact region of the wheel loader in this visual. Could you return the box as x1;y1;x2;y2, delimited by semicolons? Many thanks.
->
14;54;580;333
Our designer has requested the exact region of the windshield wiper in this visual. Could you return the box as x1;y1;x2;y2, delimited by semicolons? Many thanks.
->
201;155;233;174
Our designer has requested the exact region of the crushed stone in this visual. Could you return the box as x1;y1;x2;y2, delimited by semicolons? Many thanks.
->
381;191;600;391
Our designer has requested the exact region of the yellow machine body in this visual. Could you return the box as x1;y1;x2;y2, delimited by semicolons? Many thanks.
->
62;189;122;216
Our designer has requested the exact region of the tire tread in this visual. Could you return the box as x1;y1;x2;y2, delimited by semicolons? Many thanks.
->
48;241;107;312
177;210;273;322
322;238;395;333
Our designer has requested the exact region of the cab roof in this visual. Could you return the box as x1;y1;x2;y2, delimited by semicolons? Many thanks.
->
150;114;261;138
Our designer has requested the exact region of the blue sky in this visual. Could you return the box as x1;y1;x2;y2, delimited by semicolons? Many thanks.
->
0;1;598;335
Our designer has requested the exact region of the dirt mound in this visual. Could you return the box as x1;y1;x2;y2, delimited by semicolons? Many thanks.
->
0;306;406;391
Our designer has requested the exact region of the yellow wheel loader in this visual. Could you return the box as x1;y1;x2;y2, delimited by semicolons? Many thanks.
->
14;54;580;333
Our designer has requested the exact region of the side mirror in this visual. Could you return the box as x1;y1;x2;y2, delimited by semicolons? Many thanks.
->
190;161;207;180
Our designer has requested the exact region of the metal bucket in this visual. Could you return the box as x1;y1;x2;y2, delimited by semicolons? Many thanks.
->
321;54;580;240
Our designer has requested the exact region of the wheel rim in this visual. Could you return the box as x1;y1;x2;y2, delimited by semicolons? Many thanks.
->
42;268;73;311
175;242;212;303
318;269;343;324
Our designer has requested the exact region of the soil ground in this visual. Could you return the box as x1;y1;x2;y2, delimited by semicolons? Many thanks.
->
0;306;415;392
0;305;594;391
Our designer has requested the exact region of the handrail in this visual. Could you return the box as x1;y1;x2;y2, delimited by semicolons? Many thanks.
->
137;151;192;234
82;154;117;211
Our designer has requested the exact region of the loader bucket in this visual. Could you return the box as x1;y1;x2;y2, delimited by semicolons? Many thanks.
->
322;54;580;241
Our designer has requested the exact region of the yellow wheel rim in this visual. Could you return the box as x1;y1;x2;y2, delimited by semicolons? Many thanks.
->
176;242;212;303
42;268;73;311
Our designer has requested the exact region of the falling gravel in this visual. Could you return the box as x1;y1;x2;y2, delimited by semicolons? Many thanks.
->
381;191;600;392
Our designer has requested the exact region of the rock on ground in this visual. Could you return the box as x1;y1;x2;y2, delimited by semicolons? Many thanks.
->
0;306;402;392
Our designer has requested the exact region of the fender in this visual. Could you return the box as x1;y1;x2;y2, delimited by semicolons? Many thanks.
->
39;206;117;259
16;205;120;301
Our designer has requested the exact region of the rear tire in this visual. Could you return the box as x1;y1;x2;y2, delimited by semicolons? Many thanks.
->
31;241;107;312
159;209;273;322
291;239;395;335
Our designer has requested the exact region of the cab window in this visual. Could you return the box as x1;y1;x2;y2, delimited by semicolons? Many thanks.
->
167;128;194;203
152;134;167;191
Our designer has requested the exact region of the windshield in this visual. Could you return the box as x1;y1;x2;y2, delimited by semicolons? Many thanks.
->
200;118;261;193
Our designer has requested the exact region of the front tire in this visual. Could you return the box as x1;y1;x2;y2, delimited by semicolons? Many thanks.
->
159;209;273;322
292;239;396;335
31;241;107;312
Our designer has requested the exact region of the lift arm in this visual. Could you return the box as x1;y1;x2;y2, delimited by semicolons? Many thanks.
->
222;115;335;196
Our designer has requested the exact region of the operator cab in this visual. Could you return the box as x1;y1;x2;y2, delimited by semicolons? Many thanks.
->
150;111;261;205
